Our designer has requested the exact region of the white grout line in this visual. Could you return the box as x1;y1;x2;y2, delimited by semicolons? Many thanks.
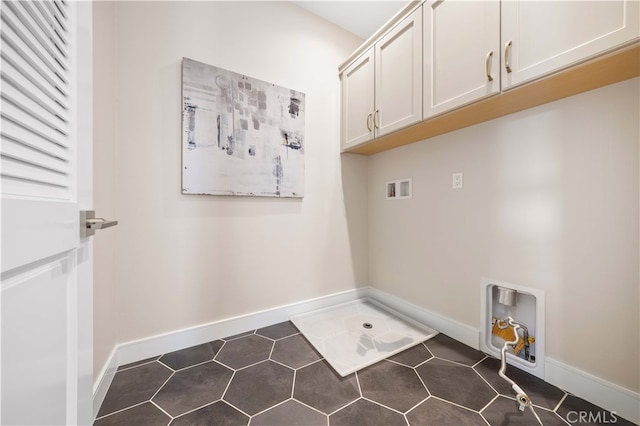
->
168;399;218;420
232;358;273;372
93;400;149;421
413;356;432;369
249;397;291;418
431;355;483;369
405;395;430;415
149;371;176;401
327;397;361;417
220;370;236;401
473;364;502;396
386;358;415;369
412;365;431;396
553;392;569;412
221;330;257;342
291;353;325;370
472;355;489;368
156;359;175;371
269;358;297;372
267;340;276;359
293;397;330;418
291;370;297;398
360;396;407;415
259;330;300;341
116;358;160;372
480;411;492;425
434;393;492;415
354;371;363;398
222;398;252;419
150;399;174;420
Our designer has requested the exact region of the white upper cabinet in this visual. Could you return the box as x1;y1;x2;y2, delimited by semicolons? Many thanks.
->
501;0;640;89
374;8;423;137
341;7;422;150
423;0;500;119
340;0;639;154
341;49;375;149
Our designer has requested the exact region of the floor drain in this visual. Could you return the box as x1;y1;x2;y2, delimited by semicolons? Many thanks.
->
362;323;373;329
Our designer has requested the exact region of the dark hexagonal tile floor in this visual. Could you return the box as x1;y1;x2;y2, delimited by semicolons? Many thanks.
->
330;399;406;426
223;360;294;415
417;357;497;411
170;401;248;426
95;322;632;425
256;321;299;340
152;361;233;417
215;334;273;369
407;397;485;425
97;361;172;417
94;402;170;426
271;333;322;369
159;340;224;370
358;360;428;413
251;400;326;426
387;342;432;367
294;360;360;414
425;333;485;366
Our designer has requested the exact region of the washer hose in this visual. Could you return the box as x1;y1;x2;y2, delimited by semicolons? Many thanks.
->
496;316;543;425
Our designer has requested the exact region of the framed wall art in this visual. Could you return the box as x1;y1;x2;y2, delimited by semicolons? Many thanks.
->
182;57;305;197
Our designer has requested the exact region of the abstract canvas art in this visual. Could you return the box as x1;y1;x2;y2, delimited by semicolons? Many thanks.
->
182;58;305;197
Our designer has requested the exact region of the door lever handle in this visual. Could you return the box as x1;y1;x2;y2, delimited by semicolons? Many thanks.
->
80;210;118;237
86;218;118;230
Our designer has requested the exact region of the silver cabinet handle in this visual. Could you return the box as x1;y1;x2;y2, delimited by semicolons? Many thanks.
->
80;210;118;237
373;109;380;129
486;51;494;82
366;112;373;132
505;41;513;73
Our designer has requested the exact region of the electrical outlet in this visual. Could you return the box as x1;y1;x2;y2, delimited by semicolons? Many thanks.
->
452;172;463;189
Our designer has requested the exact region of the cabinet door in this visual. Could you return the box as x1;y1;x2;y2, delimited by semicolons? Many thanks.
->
341;48;375;149
375;8;423;137
502;0;639;89
423;0;500;118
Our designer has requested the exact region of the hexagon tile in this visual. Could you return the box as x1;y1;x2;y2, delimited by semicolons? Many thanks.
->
94;322;635;426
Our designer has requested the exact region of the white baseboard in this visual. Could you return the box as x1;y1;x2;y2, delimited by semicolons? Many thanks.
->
93;286;640;425
116;287;369;367
545;357;640;424
92;346;118;420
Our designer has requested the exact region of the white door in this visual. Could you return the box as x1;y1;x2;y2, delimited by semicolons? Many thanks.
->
1;1;93;425
341;48;375;150
502;0;640;89
375;7;422;137
423;0;500;118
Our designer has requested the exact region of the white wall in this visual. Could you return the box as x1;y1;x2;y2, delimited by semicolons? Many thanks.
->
368;78;640;392
97;1;366;360
93;1;118;380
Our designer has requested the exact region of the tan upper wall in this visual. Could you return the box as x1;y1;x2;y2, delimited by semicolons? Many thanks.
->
368;77;640;392
105;1;367;347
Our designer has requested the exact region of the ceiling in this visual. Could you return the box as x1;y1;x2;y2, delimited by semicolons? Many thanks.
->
291;1;411;40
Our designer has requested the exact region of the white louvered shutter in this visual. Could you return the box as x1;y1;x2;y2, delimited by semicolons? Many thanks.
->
1;0;80;273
